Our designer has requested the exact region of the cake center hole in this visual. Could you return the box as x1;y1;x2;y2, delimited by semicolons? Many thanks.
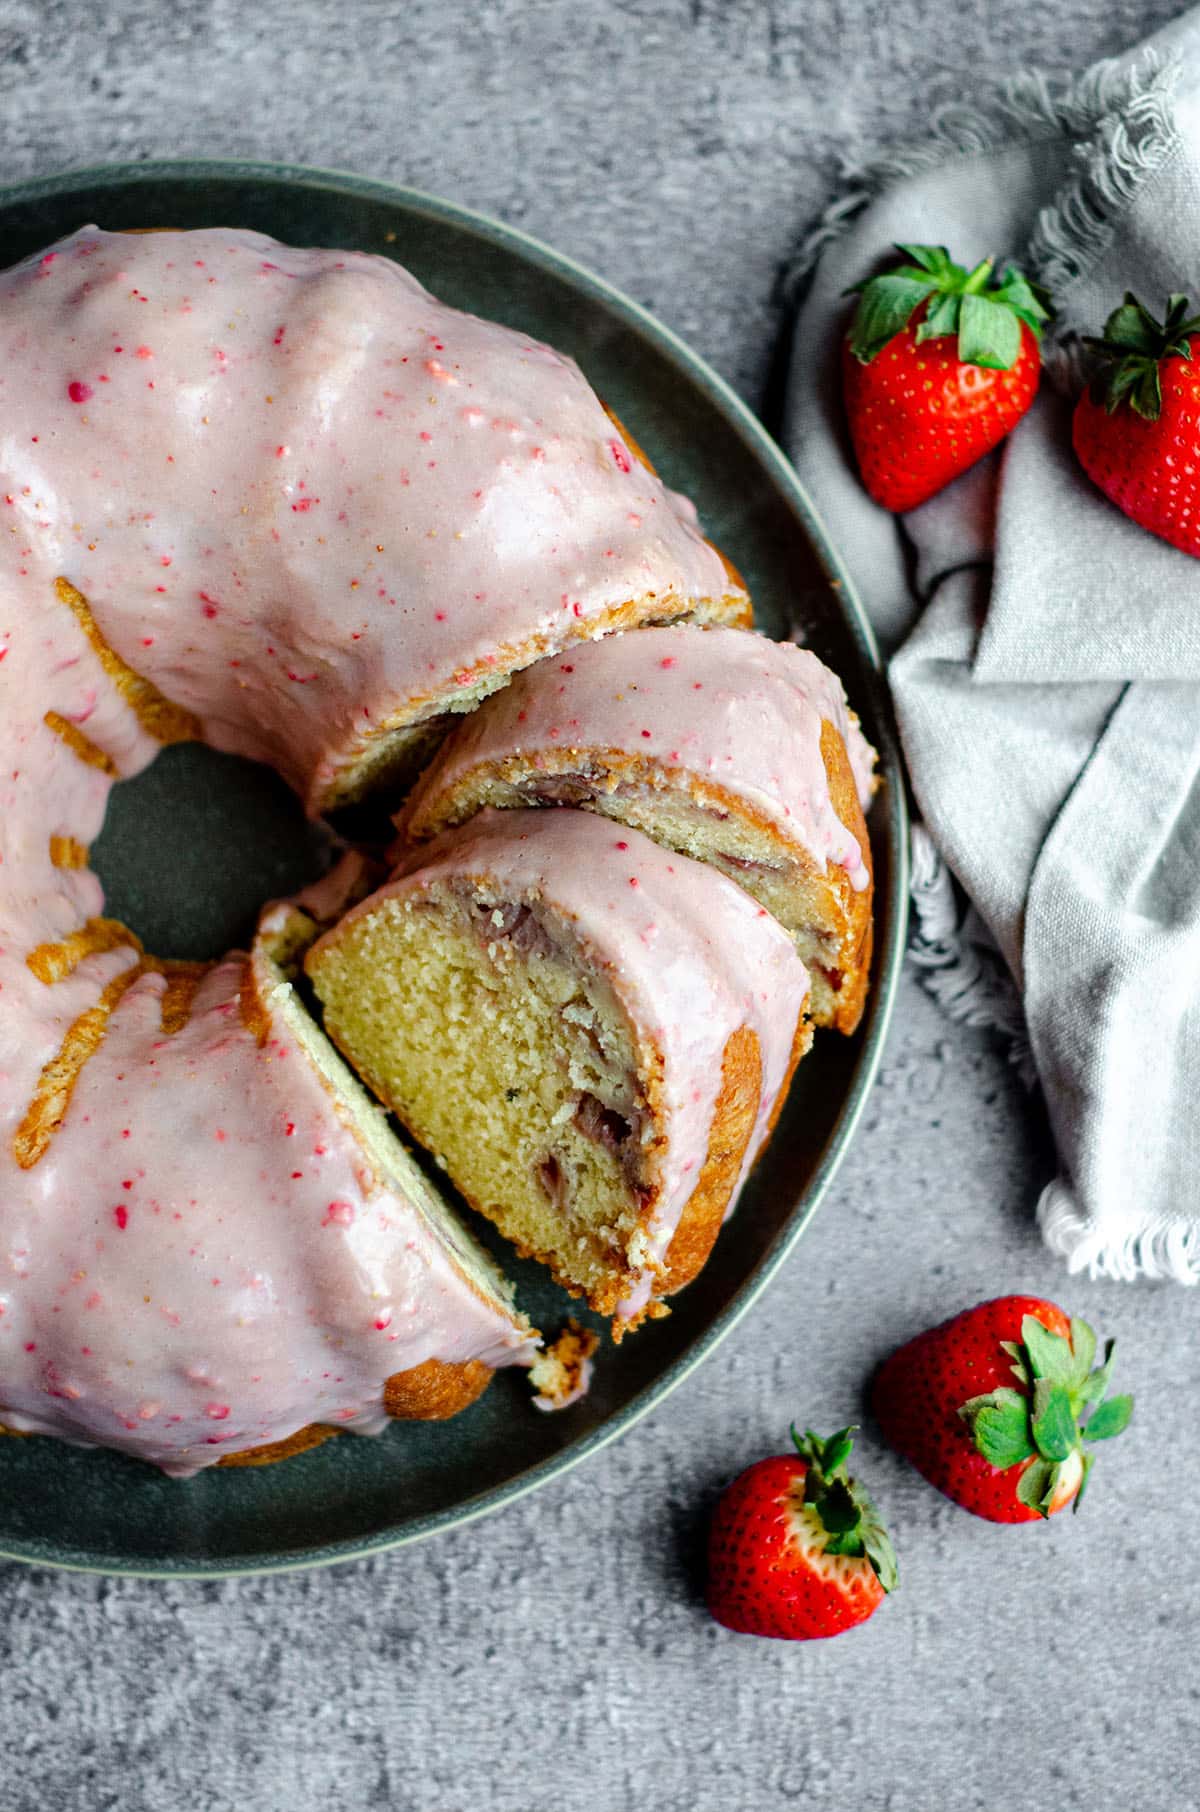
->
90;743;333;962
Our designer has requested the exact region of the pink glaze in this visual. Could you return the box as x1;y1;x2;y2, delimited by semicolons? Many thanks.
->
0;936;534;1476
314;810;810;1321
401;624;876;889
0;226;740;811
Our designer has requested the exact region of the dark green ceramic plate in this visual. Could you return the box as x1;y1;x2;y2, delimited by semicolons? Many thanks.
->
0;162;907;1576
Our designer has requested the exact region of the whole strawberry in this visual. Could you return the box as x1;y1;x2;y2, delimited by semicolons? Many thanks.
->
707;1425;897;1640
843;244;1051;512
873;1296;1132;1523
1074;291;1200;557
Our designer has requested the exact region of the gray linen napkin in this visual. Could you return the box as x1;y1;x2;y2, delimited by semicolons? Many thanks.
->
785;8;1200;1282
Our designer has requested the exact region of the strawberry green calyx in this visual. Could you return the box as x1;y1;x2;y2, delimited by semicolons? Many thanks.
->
790;1425;899;1592
846;243;1052;370
959;1315;1133;1518
1083;292;1200;421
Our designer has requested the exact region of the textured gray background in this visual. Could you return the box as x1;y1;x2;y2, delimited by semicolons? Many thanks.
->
3;4;1197;1810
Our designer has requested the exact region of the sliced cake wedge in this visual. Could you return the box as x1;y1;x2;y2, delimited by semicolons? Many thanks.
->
305;810;811;1331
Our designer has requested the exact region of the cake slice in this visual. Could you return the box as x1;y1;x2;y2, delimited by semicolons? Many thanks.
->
305;811;811;1331
397;624;877;1032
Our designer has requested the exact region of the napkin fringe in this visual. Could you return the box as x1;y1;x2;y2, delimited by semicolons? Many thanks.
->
907;826;1035;1085
1038;1179;1200;1284
785;53;1178;306
1027;52;1181;297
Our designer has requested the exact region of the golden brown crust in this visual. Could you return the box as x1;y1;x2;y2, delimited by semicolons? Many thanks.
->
660;1024;763;1294
818;718;874;1035
318;584;751;811
26;915;143;985
765;1011;814;1142
49;834;90;869
43;708;118;774
209;1361;494;1467
13;965;143;1170
146;959;208;1035
382;1357;494;1420
237;958;273;1048
53;576;201;746
216;1423;341;1468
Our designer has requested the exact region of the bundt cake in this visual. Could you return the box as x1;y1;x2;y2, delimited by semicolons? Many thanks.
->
0;221;873;1477
398;622;877;1032
304;810;812;1331
0;224;758;1473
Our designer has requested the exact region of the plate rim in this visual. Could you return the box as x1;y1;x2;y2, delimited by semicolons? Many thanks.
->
0;158;909;1578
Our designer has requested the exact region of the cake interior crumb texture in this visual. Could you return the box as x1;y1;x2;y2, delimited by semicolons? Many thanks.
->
309;883;660;1314
433;763;855;1022
263;919;525;1322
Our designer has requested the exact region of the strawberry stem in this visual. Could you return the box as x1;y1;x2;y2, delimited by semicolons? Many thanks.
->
962;257;994;295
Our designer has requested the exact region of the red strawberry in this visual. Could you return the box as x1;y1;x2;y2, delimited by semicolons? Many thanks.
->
1073;291;1200;557
707;1425;897;1640
872;1296;1133;1523
842;243;1051;512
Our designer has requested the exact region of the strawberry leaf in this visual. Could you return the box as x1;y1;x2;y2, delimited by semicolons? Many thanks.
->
820;1426;856;1479
1083;291;1200;421
894;243;957;279
861;1517;900;1594
1015;1456;1056;1517
847;245;1049;367
1073;1450;1095;1512
1068;1317;1097;1387
1021;1314;1075;1386
999;1339;1031;1388
960;1387;1035;1469
958;293;1022;370
818;1477;862;1535
1031;1380;1078;1462
848;274;939;363
1079;1339;1116;1405
916;290;961;344
1083;1393;1133;1442
993;265;1054;334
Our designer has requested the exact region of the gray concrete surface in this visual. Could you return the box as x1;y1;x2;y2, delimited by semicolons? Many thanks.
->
2;4;1196;1809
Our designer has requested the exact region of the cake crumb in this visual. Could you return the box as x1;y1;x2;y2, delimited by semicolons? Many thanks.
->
529;1319;599;1412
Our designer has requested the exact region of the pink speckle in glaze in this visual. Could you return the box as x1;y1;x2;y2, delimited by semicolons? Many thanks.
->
323;1201;355;1228
113;1205;129;1231
67;381;93;404
205;1403;231;1421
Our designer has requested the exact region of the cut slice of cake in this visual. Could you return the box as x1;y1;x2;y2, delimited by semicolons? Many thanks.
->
305;810;811;1332
396;624;877;1033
